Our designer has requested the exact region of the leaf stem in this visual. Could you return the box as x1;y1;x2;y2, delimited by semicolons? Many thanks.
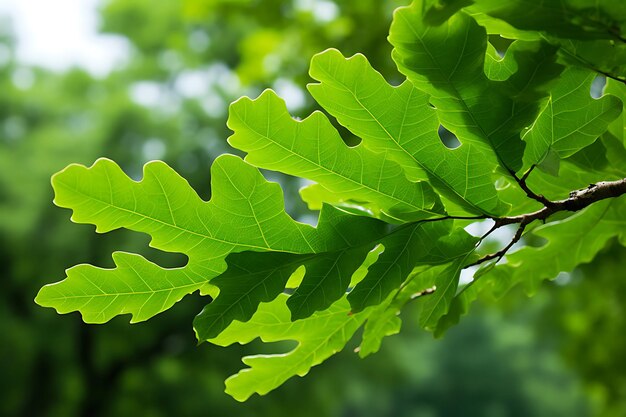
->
509;166;554;206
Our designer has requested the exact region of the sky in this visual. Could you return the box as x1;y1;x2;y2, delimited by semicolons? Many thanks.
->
0;0;129;76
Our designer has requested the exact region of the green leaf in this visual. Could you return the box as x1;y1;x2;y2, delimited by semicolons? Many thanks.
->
35;252;210;323
437;196;626;334
194;206;387;339
464;1;626;81
468;0;626;41
359;231;476;354
467;12;542;40
489;197;626;295
566;139;610;173
194;251;303;339
227;89;444;223
308;48;508;216
433;278;481;337
207;294;373;402
416;256;472;330
389;4;562;172
35;155;321;322
422;0;473;25
605;79;626;146
522;67;622;170
602;133;626;176
348;222;477;312
285;248;370;320
557;39;626;81
357;297;402;358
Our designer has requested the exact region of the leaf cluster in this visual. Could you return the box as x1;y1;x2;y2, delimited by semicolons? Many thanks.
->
36;0;626;400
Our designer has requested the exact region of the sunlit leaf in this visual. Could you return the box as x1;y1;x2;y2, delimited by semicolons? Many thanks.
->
522;67;622;171
36;155;320;322
227;89;444;223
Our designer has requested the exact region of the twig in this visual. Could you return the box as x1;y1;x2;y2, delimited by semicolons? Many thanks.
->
467;178;626;268
509;166;554;206
410;285;437;299
466;221;528;268
477;220;499;244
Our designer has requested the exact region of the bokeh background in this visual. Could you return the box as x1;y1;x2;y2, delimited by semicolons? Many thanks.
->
1;1;624;416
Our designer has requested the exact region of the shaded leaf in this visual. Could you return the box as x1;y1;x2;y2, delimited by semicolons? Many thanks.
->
348;222;477;312
207;294;373;402
194;206;387;339
308;49;508;216
469;0;626;41
523;67;622;170
390;4;562;172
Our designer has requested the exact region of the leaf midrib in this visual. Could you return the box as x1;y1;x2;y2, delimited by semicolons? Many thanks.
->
313;64;489;214
398;11;514;172
235;113;442;218
56;177;299;253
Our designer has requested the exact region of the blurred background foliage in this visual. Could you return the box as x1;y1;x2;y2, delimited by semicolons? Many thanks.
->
0;0;623;416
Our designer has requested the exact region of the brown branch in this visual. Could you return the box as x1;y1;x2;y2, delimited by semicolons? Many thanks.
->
410;285;437;299
466;221;528;268
467;178;626;268
509;166;554;206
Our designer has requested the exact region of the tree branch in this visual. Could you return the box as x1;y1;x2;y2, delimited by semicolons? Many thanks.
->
467;178;626;268
509;166;554;206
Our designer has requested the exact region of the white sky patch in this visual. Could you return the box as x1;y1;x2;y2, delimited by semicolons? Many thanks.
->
0;0;130;76
175;70;212;98
130;82;163;107
461;219;519;285
459;266;478;285
142;138;167;161
294;0;339;23
273;78;306;112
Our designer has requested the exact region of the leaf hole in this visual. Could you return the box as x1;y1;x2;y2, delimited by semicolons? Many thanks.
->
590;75;606;99
438;125;461;149
525;234;548;248
554;272;572;286
488;35;513;57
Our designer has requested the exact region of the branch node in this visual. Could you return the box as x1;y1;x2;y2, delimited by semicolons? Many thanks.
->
467;177;626;269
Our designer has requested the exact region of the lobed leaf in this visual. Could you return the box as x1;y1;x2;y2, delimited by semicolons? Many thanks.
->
359;233;477;356
348;221;477;312
194;206;388;339
308;49;509;216
227;89;444;223
208;226;477;401
522;67;622;172
389;3;563;172
36;155;321;322
207;294;373;402
437;196;626;335
605;79;626;146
